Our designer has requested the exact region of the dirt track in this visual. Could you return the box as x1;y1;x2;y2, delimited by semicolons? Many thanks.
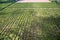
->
17;0;50;2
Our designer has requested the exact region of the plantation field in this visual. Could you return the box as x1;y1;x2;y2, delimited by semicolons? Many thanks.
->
0;2;60;40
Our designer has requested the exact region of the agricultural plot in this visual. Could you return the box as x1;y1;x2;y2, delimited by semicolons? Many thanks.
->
0;2;60;40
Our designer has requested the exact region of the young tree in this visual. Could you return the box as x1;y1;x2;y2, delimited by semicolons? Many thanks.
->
57;0;60;3
49;0;60;3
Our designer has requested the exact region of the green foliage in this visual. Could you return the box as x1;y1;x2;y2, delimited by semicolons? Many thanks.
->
49;0;57;3
49;0;60;3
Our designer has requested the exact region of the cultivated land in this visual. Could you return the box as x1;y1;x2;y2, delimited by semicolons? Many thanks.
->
0;2;60;40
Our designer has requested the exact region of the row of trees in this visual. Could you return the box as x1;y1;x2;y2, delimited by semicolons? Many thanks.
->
49;0;60;3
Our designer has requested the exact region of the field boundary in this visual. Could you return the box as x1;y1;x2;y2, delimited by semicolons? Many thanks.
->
7;8;60;9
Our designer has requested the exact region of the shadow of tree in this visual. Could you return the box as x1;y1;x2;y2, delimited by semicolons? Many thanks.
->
0;0;17;3
42;15;60;40
0;0;17;11
20;14;60;40
0;3;15;11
